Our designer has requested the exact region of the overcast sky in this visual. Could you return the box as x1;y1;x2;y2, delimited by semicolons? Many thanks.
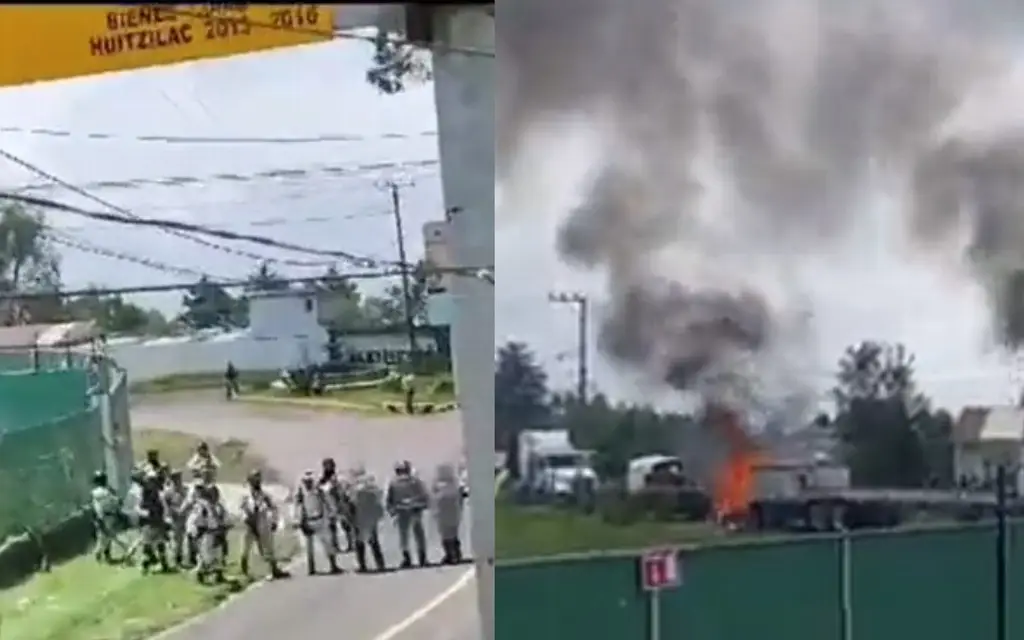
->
0;39;440;315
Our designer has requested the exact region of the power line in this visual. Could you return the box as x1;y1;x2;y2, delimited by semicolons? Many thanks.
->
0;190;388;268
0;147;337;268
46;230;217;280
0;126;437;145
58;208;392;233
11;158;440;195
0;266;494;300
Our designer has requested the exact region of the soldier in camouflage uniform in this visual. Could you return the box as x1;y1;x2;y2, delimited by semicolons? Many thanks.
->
351;466;387;573
386;460;429;568
90;470;124;564
238;470;288;579
161;469;190;568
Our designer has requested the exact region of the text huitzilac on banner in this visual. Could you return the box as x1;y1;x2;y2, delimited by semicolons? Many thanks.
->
0;5;335;88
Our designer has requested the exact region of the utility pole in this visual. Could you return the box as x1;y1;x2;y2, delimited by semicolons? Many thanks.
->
548;291;589;404
381;179;419;367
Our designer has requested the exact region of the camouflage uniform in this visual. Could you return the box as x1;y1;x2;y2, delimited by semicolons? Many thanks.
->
351;469;387;573
386;461;429;568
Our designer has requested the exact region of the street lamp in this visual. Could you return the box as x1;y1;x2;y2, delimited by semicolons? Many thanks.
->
548;291;589;404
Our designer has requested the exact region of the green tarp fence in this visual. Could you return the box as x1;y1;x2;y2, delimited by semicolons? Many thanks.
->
497;523;1023;640
0;359;123;544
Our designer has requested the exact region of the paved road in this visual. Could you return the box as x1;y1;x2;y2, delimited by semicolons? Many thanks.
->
133;393;478;640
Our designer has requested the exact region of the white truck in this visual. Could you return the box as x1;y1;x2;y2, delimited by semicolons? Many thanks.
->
517;429;597;498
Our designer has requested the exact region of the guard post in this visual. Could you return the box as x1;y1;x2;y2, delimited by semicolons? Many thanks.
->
640;548;682;640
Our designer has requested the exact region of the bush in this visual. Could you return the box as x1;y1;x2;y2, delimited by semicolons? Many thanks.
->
378;373;405;393
429;374;455;396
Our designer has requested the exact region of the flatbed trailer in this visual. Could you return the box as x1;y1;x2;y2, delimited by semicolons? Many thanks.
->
747;488;1013;532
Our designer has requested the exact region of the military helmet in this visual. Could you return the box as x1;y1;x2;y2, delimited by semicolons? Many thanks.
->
395;460;412;475
247;469;262;484
93;470;108;485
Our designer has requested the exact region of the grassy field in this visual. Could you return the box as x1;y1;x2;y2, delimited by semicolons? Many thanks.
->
0;430;298;640
129;371;278;395
496;500;737;560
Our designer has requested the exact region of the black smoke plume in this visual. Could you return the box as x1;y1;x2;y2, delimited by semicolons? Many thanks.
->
500;0;1024;398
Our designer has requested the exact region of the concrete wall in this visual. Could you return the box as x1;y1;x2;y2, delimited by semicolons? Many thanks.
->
105;331;439;382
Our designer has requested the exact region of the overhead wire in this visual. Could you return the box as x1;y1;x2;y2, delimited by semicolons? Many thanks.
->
0;190;389;268
0;266;494;300
0;147;339;268
58;208;393;233
46;230;217;280
11;158;440;195
0;126;437;145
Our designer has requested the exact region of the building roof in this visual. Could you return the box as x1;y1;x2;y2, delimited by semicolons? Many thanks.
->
955;406;1024;443
0;321;96;350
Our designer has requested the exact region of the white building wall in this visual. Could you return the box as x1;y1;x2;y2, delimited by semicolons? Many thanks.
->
106;331;439;383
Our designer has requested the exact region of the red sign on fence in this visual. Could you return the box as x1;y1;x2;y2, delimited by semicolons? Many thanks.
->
640;549;681;591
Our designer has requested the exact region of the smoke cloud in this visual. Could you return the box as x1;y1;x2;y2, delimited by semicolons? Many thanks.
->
498;0;1024;404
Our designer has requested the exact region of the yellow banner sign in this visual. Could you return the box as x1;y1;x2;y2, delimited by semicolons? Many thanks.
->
0;4;334;88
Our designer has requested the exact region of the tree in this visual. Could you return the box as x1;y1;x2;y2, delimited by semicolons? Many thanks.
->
65;289;155;335
831;341;950;488
246;261;289;293
494;341;552;476
318;264;366;329
0;203;63;324
180;277;244;330
362;261;430;327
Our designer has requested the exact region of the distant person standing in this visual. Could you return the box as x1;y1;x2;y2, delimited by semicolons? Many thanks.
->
224;361;239;400
401;371;417;414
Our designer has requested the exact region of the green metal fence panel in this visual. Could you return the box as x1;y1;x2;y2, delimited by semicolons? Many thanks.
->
0;408;103;542
849;525;997;640
0;370;90;431
495;555;648;640
658;538;842;640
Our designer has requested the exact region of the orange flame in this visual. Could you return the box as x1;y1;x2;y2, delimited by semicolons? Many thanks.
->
708;406;763;521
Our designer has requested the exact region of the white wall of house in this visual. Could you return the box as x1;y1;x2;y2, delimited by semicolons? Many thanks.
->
954;440;1024;493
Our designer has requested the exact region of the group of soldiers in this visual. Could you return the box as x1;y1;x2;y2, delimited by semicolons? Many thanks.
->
89;440;467;583
292;456;467;575
89;441;276;583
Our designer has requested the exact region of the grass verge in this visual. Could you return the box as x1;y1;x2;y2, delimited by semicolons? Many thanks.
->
496;501;734;561
244;374;457;416
0;430;297;640
129;371;278;395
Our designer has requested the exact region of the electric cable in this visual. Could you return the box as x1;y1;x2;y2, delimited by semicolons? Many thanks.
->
58;208;392;233
0;126;437;145
46;230;217;280
158;6;496;58
12;158;440;195
0;147;341;268
0;190;386;267
0;265;494;300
